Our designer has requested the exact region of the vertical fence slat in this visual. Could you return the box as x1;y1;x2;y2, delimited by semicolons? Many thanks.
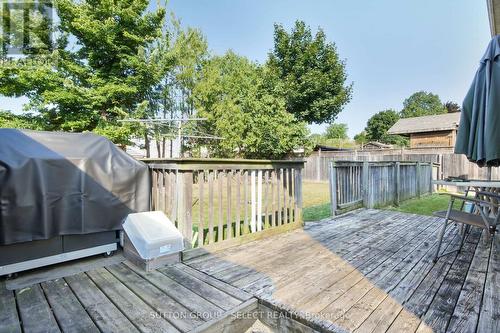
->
289;168;295;224
171;171;178;222
257;170;263;231
208;171;214;244
295;168;303;223
282;169;288;224
277;169;282;226
329;161;337;215
152;170;158;210
264;170;270;229
395;162;400;206
271;170;276;227
218;170;223;242
244;171;249;234
416;161;421;198
163;170;171;216
250;170;256;233
198;171;204;247
226;170;232;239
236;171;241;237
144;160;304;249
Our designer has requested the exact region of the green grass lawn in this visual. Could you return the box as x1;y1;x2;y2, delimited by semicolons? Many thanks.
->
302;181;332;222
387;193;460;216
303;203;331;221
302;191;463;222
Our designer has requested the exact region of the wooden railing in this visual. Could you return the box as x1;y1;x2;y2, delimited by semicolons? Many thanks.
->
329;160;438;214
141;158;304;251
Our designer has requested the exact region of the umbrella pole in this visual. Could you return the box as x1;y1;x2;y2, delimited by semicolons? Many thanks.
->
488;166;492;181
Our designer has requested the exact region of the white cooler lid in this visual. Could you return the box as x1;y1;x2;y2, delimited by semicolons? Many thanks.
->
123;211;182;243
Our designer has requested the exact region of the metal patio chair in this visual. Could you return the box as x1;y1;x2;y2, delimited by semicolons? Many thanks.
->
433;190;500;263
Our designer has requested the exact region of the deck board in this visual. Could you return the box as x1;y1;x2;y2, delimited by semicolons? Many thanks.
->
0;281;21;333
477;231;500;333
15;284;60;333
1;209;498;332
41;278;99;333
185;209;498;333
1;261;254;333
65;272;139;333
106;264;203;332
124;262;225;320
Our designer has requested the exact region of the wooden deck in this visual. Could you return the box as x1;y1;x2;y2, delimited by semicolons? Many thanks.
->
185;209;500;333
1;209;499;332
0;262;257;333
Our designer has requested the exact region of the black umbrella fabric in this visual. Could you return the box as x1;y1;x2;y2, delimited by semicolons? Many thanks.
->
455;35;500;167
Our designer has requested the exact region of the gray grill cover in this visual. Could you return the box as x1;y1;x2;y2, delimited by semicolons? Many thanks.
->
0;129;150;245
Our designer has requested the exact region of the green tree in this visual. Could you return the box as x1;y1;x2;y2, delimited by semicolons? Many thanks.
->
267;20;352;124
148;23;208;157
325;123;348;140
353;131;367;145
0;0;167;145
193;51;308;159
444;101;461;113
0;110;41;129
366;110;399;142
400;91;446;118
365;109;407;146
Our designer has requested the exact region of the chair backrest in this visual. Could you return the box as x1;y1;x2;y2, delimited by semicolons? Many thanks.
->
475;188;500;217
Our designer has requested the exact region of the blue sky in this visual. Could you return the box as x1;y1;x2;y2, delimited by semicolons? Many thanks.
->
166;0;491;137
2;0;491;138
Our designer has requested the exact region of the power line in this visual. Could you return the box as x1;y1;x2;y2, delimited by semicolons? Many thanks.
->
118;118;207;123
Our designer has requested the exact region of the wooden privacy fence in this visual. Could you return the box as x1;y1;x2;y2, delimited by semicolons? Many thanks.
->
329;160;436;215
304;149;500;182
142;159;304;250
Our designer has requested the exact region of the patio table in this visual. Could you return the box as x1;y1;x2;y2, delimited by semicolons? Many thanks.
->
432;180;500;188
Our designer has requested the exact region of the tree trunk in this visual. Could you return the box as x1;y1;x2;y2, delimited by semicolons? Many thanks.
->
162;138;166;158
144;132;150;158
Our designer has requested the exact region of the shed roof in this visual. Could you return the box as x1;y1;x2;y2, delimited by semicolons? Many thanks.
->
488;0;500;36
387;113;460;135
363;141;393;149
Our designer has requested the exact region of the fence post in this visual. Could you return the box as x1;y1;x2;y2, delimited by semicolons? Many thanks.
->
362;161;370;208
329;160;337;216
394;162;400;206
294;168;303;224
317;149;322;182
416;161;421;198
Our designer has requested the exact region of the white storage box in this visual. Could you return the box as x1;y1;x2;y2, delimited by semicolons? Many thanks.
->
122;211;184;260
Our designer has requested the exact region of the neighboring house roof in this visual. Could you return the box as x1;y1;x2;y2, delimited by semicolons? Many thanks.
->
488;0;500;36
387;113;461;135
363;141;393;149
313;144;352;152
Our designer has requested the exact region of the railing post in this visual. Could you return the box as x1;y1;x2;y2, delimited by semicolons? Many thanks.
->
329;160;337;216
416;161;421;198
177;170;193;249
362;161;370;208
394;161;400;206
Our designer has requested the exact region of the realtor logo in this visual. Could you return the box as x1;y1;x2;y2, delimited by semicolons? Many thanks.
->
0;0;54;56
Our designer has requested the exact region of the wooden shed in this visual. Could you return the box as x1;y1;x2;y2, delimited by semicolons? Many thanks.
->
387;113;461;149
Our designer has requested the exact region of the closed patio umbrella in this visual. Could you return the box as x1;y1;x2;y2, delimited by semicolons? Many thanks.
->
455;35;500;167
